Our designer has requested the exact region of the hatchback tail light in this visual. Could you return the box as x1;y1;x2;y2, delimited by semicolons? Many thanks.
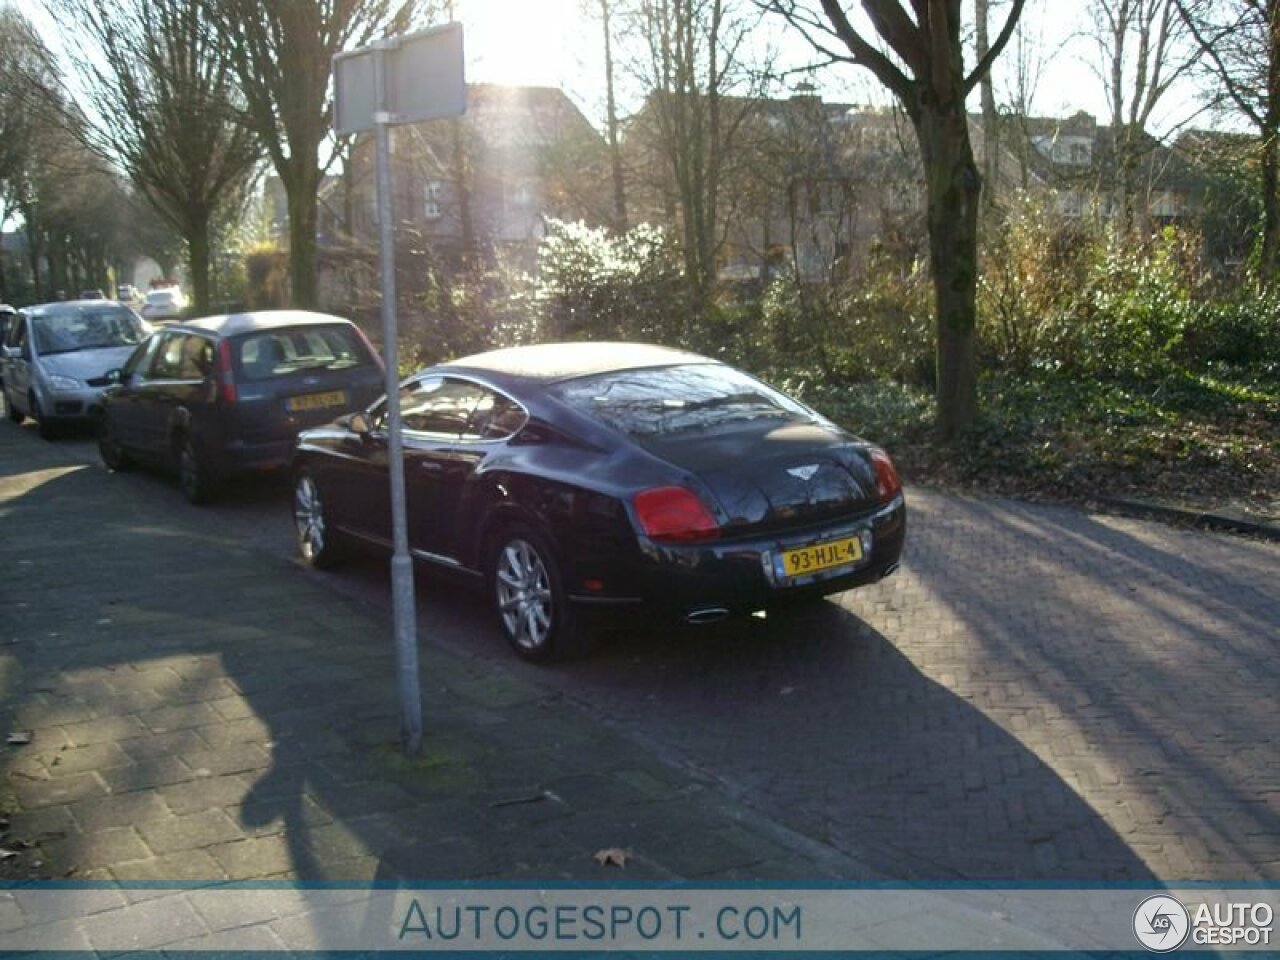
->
215;339;237;405
869;447;902;503
351;324;385;373
633;486;720;544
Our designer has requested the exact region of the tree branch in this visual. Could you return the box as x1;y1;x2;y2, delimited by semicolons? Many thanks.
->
964;0;1026;96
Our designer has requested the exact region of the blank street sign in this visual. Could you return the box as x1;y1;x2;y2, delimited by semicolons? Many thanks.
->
333;22;466;135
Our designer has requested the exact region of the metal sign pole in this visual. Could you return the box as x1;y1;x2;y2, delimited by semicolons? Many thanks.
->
333;22;462;758
373;40;423;756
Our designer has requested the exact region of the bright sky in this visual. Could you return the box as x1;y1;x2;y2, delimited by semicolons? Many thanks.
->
460;0;1210;136
22;0;1217;141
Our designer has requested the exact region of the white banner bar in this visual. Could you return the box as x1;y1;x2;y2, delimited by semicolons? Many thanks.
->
0;886;1274;953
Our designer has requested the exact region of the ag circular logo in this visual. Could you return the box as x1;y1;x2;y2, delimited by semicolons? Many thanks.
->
1134;895;1191;952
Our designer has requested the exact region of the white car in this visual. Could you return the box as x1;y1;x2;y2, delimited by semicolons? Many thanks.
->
2;300;150;438
140;288;186;323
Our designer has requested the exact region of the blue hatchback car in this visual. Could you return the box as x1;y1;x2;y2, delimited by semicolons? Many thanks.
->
96;309;385;503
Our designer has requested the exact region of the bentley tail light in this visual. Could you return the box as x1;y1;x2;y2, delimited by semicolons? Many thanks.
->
633;486;720;543
870;447;902;503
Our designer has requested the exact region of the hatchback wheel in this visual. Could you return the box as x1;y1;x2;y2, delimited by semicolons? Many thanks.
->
97;415;132;471
294;469;344;568
31;394;57;440
176;434;216;504
490;525;587;663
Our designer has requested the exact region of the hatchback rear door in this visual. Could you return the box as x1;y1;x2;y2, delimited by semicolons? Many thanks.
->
229;323;384;450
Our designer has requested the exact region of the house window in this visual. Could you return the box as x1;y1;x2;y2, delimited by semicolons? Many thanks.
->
1048;137;1092;166
510;181;535;208
423;181;443;220
1150;191;1178;218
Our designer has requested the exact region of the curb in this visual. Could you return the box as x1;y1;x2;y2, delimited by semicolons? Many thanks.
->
1097;497;1280;542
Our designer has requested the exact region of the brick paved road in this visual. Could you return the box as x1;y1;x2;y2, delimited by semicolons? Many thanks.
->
535;491;1280;880
16;427;1280;882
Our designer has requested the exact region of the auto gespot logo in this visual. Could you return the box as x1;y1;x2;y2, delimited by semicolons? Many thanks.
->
1134;894;1275;951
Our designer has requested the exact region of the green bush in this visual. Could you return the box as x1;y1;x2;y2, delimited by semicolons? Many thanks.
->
978;198;1090;372
1072;227;1200;379
978;203;1212;381
535;219;689;344
244;245;289;310
759;257;934;386
405;258;538;369
1178;291;1280;366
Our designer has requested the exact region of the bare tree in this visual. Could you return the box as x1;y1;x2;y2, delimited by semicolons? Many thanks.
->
1176;0;1280;278
763;1;1025;438
1000;5;1049;190
975;0;1000;210
601;0;630;229
0;7;63;299
50;0;261;312
1089;0;1199;231
208;0;425;308
629;0;768;307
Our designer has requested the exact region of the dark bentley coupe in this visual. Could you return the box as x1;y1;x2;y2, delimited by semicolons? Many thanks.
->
291;342;906;661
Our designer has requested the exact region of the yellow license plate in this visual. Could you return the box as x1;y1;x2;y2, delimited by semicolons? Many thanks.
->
781;536;863;578
288;390;347;412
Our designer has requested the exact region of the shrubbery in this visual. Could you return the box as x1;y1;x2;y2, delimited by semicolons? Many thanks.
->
535;219;689;344
758;256;934;385
387;201;1277;392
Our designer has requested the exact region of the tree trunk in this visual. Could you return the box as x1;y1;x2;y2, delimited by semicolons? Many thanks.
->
26;232;43;301
601;0;627;231
449;117;476;265
1262;7;1280;279
1261;126;1279;278
188;219;212;314
976;0;999;211
916;106;981;439
286;168;320;308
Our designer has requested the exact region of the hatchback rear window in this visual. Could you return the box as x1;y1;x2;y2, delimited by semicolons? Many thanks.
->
235;325;373;382
550;363;812;438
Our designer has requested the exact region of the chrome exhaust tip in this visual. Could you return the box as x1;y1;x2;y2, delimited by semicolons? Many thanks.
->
880;562;900;580
685;606;731;625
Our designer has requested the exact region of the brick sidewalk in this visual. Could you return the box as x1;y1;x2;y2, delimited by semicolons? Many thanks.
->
0;424;863;883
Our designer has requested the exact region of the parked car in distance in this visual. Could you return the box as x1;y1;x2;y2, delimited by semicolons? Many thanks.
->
2;300;151;438
97;309;385;504
291;342;907;663
140;288;186;323
0;304;15;389
79;289;106;300
116;284;139;302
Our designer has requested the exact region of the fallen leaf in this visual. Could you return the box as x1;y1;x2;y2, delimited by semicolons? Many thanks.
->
6;732;32;746
593;847;631;868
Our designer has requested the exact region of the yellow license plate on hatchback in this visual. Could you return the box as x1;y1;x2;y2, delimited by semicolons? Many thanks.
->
781;536;863;578
288;390;347;412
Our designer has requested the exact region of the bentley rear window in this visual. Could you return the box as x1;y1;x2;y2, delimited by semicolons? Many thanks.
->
551;364;812;438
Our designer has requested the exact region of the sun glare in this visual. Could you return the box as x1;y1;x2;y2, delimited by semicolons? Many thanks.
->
462;0;594;92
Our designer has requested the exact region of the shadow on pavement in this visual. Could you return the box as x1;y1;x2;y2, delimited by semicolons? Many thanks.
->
0;437;1157;885
875;493;1279;879
541;599;1159;881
